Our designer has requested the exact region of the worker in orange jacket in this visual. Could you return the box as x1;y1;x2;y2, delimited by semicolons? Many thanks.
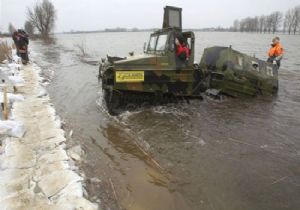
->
267;37;283;68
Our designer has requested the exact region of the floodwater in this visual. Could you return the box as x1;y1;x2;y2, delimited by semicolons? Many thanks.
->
30;32;300;210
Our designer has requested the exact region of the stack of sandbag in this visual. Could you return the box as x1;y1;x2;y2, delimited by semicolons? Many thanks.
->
0;56;26;138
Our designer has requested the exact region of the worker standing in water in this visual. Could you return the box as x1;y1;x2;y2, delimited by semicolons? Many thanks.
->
267;37;284;68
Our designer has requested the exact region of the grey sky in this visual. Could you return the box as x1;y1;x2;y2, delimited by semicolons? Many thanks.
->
1;0;300;32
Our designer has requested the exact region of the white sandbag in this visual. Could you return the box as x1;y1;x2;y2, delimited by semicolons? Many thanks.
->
8;93;25;103
0;66;10;73
37;89;48;98
7;63;21;70
0;93;24;104
0;120;25;138
1;60;9;64
8;75;25;86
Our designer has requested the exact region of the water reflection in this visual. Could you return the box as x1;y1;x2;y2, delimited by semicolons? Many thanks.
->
100;123;192;210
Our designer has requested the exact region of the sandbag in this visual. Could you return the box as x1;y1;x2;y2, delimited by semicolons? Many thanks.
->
8;75;25;86
0;93;24;104
0;120;25;138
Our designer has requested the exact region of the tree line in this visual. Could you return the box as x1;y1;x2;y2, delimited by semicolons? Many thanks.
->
232;5;300;34
2;2;299;37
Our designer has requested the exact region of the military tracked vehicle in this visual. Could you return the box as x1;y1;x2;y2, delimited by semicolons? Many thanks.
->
99;6;278;115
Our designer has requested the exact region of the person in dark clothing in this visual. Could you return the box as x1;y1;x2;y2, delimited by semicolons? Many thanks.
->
12;31;20;57
12;29;29;64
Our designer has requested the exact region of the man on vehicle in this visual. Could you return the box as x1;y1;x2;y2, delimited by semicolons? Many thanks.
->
176;35;189;61
267;37;283;68
175;34;190;70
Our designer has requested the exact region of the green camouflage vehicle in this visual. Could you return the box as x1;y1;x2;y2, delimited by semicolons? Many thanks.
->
99;6;278;114
200;46;278;97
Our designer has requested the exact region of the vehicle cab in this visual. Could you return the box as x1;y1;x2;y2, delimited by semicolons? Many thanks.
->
145;29;195;70
144;6;195;70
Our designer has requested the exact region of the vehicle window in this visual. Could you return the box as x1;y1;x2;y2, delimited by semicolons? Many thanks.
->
148;36;158;51
156;34;168;51
169;33;175;51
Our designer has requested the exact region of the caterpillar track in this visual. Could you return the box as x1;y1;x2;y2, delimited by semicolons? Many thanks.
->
104;89;200;115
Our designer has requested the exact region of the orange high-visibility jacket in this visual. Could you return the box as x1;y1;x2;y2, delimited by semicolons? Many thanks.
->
268;43;284;57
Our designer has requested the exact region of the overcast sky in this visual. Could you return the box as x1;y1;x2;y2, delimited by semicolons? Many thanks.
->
1;0;300;32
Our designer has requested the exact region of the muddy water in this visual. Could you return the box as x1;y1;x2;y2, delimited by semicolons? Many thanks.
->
30;32;300;210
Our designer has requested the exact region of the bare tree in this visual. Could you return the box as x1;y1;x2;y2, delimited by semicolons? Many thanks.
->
8;23;15;35
239;19;245;32
284;9;295;34
239;17;254;32
74;40;87;57
282;20;287;34
269;12;283;33
254;16;260;32
232;19;240;32
292;6;300;34
24;21;34;36
258;16;265;33
27;0;56;38
265;15;273;33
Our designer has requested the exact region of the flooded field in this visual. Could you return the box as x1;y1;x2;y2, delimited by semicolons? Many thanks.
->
30;32;300;210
